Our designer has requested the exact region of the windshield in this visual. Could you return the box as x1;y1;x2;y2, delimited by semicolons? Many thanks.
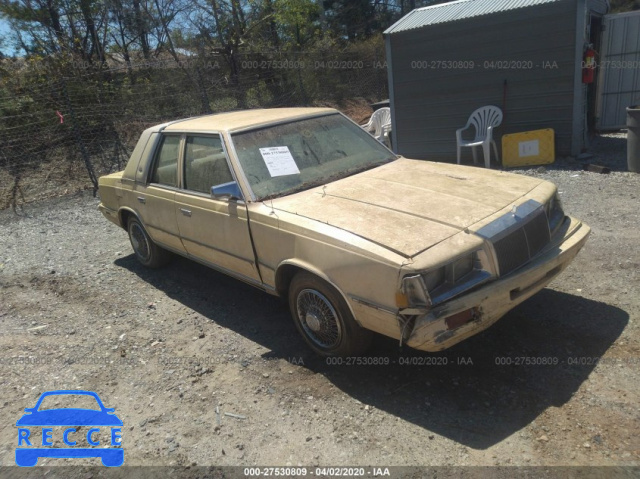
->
231;113;395;200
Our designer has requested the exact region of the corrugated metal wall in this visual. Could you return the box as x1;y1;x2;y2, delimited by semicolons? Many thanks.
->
597;10;640;129
387;0;580;160
586;0;609;15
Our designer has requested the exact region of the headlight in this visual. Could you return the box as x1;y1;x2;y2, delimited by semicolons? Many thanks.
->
546;192;564;234
398;275;430;308
447;254;474;282
423;266;445;291
397;251;492;309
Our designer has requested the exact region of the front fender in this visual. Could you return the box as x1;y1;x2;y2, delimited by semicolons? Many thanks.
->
274;259;362;326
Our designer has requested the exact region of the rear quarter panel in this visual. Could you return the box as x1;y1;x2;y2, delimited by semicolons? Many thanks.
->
98;172;124;211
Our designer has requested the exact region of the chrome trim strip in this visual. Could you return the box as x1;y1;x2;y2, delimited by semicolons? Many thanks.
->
180;190;210;199
161;129;224;135
145;184;182;193
348;296;398;315
475;199;544;241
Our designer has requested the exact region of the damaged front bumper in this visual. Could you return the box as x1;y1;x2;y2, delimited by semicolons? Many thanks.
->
403;215;590;352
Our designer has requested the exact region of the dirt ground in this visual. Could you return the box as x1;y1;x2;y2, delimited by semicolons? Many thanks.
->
0;133;639;476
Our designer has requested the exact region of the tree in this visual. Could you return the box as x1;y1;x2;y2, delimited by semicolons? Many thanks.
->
324;0;377;40
273;0;321;48
0;0;110;62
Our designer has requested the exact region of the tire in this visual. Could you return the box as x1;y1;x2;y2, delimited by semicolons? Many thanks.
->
127;216;171;268
288;271;372;357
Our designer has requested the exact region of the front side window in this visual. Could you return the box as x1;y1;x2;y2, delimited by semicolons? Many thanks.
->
183;136;234;195
150;135;180;186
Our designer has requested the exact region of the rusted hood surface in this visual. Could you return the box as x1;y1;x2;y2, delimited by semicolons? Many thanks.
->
270;158;544;257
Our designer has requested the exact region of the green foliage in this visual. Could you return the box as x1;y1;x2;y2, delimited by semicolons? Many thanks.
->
609;0;640;12
272;0;322;47
0;0;395;206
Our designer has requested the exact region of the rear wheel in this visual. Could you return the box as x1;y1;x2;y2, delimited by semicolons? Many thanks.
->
289;272;372;357
127;217;171;268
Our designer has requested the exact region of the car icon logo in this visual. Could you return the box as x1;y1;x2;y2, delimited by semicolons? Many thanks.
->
15;390;123;467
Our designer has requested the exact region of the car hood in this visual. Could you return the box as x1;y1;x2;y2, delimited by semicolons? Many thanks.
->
270;158;544;257
16;409;123;426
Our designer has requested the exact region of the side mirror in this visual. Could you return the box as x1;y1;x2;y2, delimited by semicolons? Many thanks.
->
211;181;243;201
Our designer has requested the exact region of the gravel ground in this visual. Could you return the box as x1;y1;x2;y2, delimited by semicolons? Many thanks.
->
0;133;638;475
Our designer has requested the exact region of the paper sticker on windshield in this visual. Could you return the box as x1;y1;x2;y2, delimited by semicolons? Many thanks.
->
259;146;300;177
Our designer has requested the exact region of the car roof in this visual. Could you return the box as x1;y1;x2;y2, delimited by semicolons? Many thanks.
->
162;107;337;133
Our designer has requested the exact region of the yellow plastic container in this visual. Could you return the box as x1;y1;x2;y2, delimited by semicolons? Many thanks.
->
501;129;555;167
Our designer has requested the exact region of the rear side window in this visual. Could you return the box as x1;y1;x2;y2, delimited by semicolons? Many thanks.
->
183;136;234;194
151;135;180;186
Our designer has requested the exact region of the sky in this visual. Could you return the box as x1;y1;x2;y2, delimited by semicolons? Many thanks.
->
0;18;13;55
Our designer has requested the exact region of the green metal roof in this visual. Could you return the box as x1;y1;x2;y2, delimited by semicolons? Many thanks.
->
385;0;565;34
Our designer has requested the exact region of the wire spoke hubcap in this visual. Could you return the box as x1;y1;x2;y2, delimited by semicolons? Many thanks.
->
296;289;341;349
130;224;150;262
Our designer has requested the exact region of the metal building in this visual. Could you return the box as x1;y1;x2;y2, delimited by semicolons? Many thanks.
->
384;0;610;161
597;10;640;130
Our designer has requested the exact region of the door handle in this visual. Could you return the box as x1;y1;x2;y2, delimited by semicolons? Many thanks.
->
180;208;192;217
137;196;146;204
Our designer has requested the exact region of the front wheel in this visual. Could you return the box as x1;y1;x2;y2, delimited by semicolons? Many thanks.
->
288;272;372;357
127;217;171;268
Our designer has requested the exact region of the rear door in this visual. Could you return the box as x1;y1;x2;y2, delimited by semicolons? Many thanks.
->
174;134;261;284
136;134;186;253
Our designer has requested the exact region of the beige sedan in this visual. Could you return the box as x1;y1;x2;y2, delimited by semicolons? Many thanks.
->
98;108;590;356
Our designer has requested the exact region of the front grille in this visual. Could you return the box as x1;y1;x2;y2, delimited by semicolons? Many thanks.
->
523;210;551;256
493;210;551;276
493;228;530;275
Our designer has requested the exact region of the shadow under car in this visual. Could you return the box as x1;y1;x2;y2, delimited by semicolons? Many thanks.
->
116;254;628;449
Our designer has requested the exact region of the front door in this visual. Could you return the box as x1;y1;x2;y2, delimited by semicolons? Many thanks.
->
174;135;260;283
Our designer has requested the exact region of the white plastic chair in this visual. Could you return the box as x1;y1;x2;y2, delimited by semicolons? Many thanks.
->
362;107;391;147
456;106;503;168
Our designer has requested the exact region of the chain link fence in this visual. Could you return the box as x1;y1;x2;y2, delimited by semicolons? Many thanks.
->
0;47;388;210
